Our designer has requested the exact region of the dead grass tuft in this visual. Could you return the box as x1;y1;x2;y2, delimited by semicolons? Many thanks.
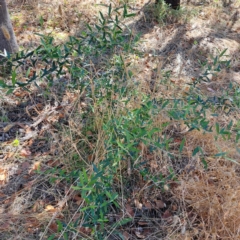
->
186;130;218;155
175;158;240;239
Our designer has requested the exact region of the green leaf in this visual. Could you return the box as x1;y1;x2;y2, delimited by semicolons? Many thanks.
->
71;186;80;190
112;218;132;228
161;100;169;109
215;122;220;134
0;80;7;88
26;67;31;77
224;157;240;165
115;15;119;24
219;48;227;58
11;69;17;86
236;132;240;142
95;24;101;31
99;11;105;22
12;139;20;147
106;191;118;201
125;13;136;18
63;232;68;240
6;88;14;95
236;147;240;154
214;152;226;157
81;31;87;37
227;120;233;130
148;128;160;137
56;220;63;232
192;146;201;156
123;4;127;17
179;138;185;153
201;158;208;169
47;234;55;240
87;24;92;31
213;56;218;66
108;3;112;16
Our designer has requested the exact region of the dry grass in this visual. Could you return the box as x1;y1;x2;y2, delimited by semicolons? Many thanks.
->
0;0;239;239
174;158;240;239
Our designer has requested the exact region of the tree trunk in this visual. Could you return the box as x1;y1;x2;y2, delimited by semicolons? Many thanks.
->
156;0;181;10
0;0;18;54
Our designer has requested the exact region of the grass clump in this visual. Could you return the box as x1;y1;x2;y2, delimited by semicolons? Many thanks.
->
0;2;240;240
153;0;198;25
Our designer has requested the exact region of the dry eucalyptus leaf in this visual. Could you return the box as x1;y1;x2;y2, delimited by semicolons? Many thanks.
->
45;205;55;212
135;231;146;239
162;209;172;219
143;199;153;210
126;204;134;217
134;199;143;210
154;199;166;209
122;231;131;240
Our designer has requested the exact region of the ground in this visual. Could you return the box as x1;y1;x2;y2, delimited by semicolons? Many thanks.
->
0;0;240;239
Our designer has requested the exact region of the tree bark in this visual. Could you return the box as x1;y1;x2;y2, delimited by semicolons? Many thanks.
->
0;0;18;54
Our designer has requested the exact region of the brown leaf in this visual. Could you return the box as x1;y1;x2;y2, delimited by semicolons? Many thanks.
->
3;123;16;133
0;222;10;230
122;231;131;240
150;160;158;169
154;199;166;209
163;184;169;191
134;199;143;210
162;209;171;218
162;209;172;220
135;231;146;239
49;222;58;233
58;4;63;15
72;213;81;222
73;194;82;205
25;218;40;233
0;169;8;185
88;154;94;162
47;159;61;167
143;199;153;210
21;161;30;170
171;204;178;211
0;192;6;198
25;218;40;228
126;204;134;217
20;148;32;157
32;200;44;212
45;205;55;212
138;221;149;226
3;152;14;161
78;227;92;235
28;69;36;78
24;180;34;190
32;161;41;171
137;142;146;152
14;91;27;98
